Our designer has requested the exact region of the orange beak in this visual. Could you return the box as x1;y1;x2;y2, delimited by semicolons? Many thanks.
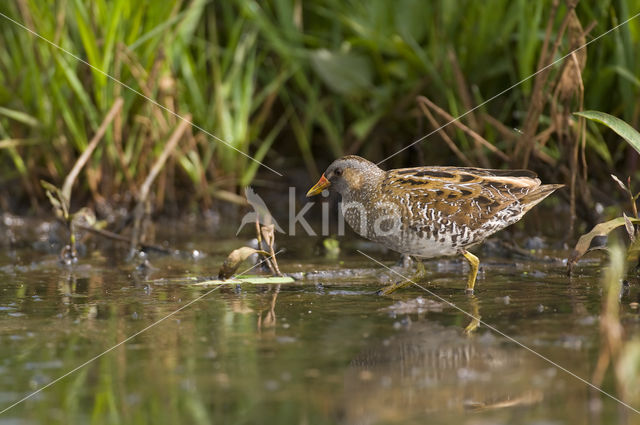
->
306;174;331;197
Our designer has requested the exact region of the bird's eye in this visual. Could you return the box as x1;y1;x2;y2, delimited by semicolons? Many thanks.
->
334;168;342;176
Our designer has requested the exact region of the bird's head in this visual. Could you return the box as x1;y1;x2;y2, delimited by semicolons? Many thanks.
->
306;155;383;197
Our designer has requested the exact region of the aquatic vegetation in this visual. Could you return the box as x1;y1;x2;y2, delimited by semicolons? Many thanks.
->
217;247;270;280
568;111;640;272
2;3;640;423
321;237;340;259
0;1;288;209
0;1;638;213
218;213;283;282
38;106;196;263
592;243;640;407
40;180;95;264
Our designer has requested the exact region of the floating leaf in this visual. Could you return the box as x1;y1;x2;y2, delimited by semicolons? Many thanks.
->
192;278;242;286
568;216;640;271
575;111;640;156
236;276;294;284
218;247;270;280
191;275;294;286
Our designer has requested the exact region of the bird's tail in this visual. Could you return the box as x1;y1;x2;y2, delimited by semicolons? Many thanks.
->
520;184;564;212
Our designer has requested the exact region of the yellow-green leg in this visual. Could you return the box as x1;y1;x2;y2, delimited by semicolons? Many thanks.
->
377;258;426;296
461;250;479;294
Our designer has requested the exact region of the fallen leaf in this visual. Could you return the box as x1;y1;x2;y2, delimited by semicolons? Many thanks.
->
218;247;269;280
568;216;640;272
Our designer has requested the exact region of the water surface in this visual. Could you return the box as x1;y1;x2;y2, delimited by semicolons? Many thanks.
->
0;218;638;424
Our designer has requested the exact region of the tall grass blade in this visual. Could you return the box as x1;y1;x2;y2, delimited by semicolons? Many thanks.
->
575;110;640;155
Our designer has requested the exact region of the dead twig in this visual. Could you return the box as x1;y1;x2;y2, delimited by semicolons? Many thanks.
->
130;116;191;254
62;97;124;203
481;113;518;142
76;223;171;254
417;96;509;162
417;100;473;166
516;0;578;167
255;218;276;275
550;9;587;239
39;98;123;262
261;224;282;276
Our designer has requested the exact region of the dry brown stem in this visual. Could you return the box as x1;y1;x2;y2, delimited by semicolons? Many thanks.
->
130;117;191;253
62;97;124;203
417;100;473;166
417;96;509;162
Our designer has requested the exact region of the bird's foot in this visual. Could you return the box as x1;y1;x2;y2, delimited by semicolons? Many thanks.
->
376;281;410;296
461;250;479;294
377;260;427;296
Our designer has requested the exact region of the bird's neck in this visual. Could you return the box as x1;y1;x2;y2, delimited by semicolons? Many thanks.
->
341;169;384;205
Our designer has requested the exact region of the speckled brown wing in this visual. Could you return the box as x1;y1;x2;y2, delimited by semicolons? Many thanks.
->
380;166;553;248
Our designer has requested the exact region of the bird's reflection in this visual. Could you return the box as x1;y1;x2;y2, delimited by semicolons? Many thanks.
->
464;294;480;334
340;318;547;424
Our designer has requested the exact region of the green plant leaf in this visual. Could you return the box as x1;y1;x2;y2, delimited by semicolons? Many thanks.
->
0;107;39;127
618;339;640;399
574;110;640;156
236;276;295;284
611;65;640;89
351;111;383;140
568;216;640;270
309;49;373;95
191;276;295;286
0;139;39;149
240;110;289;187
626;233;640;266
40;180;70;221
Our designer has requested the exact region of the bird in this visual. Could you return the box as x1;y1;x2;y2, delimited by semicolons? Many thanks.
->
306;155;562;295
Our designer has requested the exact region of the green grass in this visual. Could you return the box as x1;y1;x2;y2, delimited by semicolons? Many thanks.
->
0;0;639;211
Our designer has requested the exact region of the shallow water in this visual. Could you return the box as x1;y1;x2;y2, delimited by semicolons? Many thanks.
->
0;218;639;425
